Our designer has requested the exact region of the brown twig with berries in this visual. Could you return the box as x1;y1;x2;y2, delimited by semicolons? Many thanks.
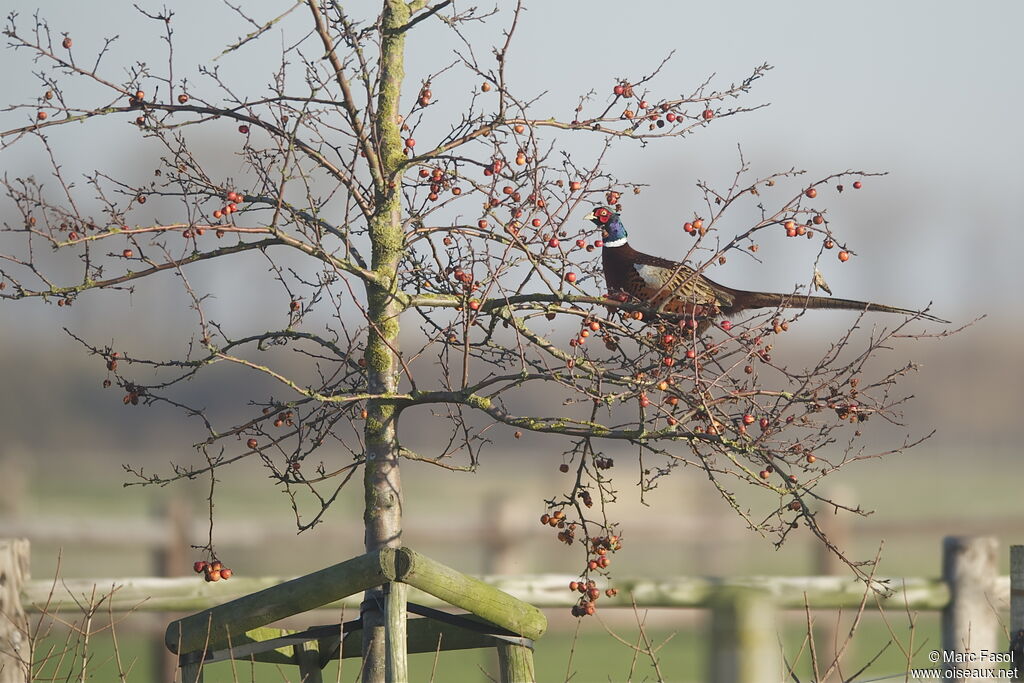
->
0;6;963;675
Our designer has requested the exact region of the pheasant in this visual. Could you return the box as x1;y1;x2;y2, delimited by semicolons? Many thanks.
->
585;206;947;328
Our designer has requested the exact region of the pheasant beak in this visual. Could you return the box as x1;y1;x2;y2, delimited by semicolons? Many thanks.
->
583;212;596;222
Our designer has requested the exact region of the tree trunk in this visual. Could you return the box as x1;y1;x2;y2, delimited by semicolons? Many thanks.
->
361;2;411;681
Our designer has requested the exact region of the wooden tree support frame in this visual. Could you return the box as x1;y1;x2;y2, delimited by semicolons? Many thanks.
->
166;547;546;683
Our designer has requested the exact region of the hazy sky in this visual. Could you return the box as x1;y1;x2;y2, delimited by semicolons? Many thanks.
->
3;0;1020;329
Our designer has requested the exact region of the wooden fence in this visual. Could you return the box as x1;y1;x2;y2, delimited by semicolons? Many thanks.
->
2;536;1022;683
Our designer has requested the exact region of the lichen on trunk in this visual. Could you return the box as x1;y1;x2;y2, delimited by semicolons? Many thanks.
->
360;2;412;681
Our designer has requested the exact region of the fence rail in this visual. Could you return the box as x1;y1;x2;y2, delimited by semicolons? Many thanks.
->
3;536;1023;683
17;572;992;613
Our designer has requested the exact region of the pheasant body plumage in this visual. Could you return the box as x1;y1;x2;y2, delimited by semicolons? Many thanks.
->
587;207;946;326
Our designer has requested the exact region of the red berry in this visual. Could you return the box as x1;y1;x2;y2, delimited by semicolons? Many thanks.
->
702;109;714;120
36;111;48;121
853;181;863;189
405;138;415;148
759;470;770;479
838;250;850;262
742;414;755;425
666;112;677;122
193;561;207;573
238;124;249;134
548;237;560;248
564;272;577;284
246;438;258;449
805;187;818;199
720;320;733;331
685;349;696;359
478;219;488;229
759;417;770;431
531;218;542;228
559;463;570;473
613;85;625;96
62;36;72;49
177;93;189;104
220;568;233;579
569;181;582;191
122;249;133;258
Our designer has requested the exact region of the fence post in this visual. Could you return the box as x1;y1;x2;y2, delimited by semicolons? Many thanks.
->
496;641;536;683
942;536;998;680
153;498;190;683
0;539;30;683
1010;545;1024;681
709;588;781;683
813;487;852;672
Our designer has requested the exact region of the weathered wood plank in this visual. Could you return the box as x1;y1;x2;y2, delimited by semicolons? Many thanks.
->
385;582;408;682
166;549;396;655
20;572;969;614
294;641;323;683
709;588;781;683
395;548;547;640
1010;546;1024;681
496;640;535;683
0;539;30;683
943;536;999;677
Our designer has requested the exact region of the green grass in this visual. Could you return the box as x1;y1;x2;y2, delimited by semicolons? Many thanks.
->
28;611;978;683
10;445;1023;682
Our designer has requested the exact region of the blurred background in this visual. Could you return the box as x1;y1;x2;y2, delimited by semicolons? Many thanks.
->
2;1;1021;681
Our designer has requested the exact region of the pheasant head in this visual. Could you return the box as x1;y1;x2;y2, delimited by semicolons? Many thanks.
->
585;207;628;247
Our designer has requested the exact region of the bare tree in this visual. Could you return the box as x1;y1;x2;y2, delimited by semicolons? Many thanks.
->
1;2;951;679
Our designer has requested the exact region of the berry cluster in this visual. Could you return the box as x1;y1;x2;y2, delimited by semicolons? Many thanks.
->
612;81;715;129
567;533;622;617
539;508;621;617
193;560;233;582
212;191;244;220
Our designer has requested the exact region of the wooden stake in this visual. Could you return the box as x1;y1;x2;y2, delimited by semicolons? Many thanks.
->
0;538;29;683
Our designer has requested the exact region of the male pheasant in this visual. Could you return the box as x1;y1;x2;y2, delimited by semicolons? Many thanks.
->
585;206;946;327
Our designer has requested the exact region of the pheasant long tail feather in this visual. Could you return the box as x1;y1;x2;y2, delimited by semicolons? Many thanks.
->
728;290;949;324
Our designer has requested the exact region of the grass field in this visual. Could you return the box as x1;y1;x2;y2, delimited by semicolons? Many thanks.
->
5;444;1020;682
28;612;953;682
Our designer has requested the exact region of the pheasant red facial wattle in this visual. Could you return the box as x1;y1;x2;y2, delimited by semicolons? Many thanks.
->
584;208;947;328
